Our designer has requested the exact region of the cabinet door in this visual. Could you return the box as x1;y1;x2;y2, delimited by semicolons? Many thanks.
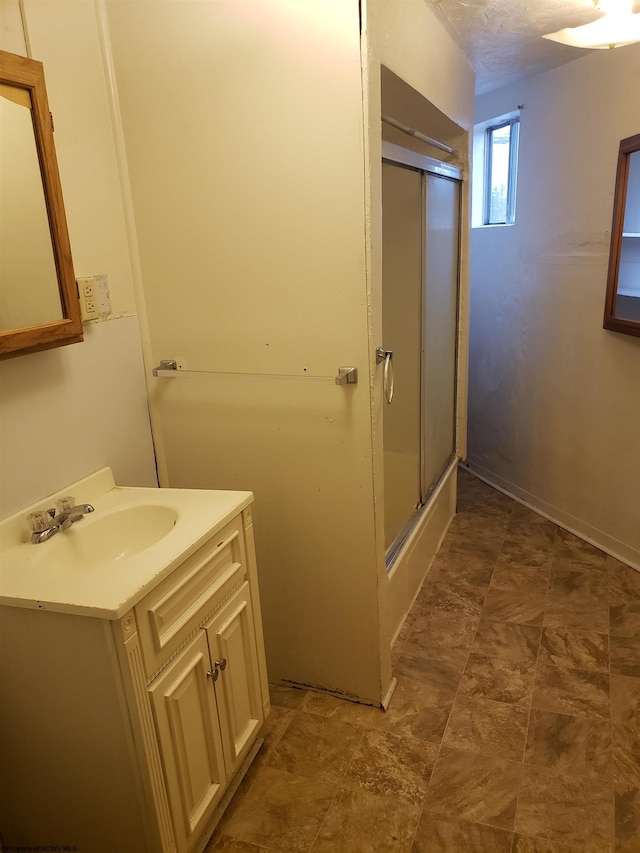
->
149;632;226;852
204;583;264;775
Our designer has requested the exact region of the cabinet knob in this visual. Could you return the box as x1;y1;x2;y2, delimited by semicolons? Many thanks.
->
216;658;227;671
207;668;219;682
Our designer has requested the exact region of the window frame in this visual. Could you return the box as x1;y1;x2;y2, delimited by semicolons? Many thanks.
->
483;117;520;226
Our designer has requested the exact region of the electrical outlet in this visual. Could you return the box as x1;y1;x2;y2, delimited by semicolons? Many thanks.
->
77;274;111;321
77;276;99;321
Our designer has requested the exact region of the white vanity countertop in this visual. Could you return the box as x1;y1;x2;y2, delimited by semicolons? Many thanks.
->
0;468;253;619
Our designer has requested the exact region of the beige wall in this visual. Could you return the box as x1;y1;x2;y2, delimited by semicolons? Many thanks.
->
366;0;474;133
468;44;640;568
104;0;382;702
0;0;156;519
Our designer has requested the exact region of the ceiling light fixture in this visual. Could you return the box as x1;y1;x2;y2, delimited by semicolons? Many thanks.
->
543;0;640;49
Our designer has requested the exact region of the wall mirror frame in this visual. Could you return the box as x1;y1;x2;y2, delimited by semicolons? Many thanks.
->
603;133;640;339
0;49;82;360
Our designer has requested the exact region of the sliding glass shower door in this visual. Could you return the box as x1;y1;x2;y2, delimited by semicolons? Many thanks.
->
422;171;460;492
381;161;423;552
381;146;461;563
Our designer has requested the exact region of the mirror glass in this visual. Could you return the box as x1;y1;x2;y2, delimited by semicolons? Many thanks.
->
615;150;640;321
0;81;62;330
604;134;640;337
0;49;82;359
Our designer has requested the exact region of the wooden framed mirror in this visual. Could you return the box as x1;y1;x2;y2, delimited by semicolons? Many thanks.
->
0;49;82;359
603;133;640;338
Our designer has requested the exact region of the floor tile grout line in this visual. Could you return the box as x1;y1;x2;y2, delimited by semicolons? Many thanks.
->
519;757;613;778
511;829;585;853
511;520;557;840
306;724;367;852
418;804;518;841
405;499;511;848
420;510;509;839
405;777;429;852
432;562;498;752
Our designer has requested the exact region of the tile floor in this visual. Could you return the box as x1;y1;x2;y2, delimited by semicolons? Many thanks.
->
206;468;640;852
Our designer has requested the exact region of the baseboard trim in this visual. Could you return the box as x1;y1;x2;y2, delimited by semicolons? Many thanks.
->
381;676;397;711
276;678;383;709
462;460;640;572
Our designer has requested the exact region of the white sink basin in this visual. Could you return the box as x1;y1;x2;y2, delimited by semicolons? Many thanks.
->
29;504;178;572
0;467;254;618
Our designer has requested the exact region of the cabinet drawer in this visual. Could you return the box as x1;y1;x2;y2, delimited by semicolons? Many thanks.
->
135;516;247;678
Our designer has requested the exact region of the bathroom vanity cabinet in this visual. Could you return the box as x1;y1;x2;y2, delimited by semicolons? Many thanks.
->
0;474;269;853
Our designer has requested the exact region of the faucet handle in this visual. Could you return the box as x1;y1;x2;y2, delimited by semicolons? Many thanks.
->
55;496;75;514
26;511;50;533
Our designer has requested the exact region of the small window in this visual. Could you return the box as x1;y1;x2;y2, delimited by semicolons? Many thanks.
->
484;117;519;225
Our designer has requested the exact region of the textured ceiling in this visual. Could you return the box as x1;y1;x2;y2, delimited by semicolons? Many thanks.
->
426;0;602;93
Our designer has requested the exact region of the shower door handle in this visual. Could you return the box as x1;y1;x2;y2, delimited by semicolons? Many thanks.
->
376;346;394;404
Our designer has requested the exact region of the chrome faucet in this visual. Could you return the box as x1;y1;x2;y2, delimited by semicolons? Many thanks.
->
27;500;95;544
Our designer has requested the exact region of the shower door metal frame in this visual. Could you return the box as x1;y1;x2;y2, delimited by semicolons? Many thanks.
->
381;141;462;569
